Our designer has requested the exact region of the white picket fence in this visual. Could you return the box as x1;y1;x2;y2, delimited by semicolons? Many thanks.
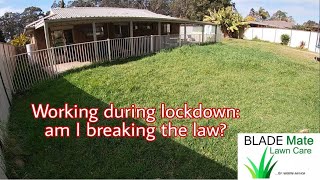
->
244;27;320;53
1;33;216;93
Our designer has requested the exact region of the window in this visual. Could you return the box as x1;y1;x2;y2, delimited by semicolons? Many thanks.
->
85;24;105;37
114;23;129;38
163;23;171;34
51;30;65;47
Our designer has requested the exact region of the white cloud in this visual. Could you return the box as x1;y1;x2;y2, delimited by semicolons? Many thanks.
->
0;7;23;16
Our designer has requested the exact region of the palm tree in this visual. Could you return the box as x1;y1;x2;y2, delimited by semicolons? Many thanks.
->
258;7;270;20
204;7;248;37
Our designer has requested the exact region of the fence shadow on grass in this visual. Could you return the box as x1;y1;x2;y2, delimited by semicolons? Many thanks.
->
5;55;236;179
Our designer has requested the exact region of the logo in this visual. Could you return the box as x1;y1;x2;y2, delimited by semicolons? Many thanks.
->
245;147;278;179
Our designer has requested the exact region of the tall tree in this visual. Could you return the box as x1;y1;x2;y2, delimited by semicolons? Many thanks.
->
169;0;232;21
60;0;66;8
0;12;23;41
21;7;44;26
147;0;170;15
51;0;59;8
270;10;288;21
188;0;232;21
169;0;192;18
248;8;255;17
258;7;269;20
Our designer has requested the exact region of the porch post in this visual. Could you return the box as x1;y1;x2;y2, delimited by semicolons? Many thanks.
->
158;22;162;49
130;21;134;37
92;22;97;41
130;21;134;56
44;21;51;48
202;25;205;43
92;22;98;61
44;21;57;76
184;23;187;43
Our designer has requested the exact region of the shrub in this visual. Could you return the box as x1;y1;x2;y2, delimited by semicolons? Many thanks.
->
280;34;290;45
10;34;30;47
10;34;30;54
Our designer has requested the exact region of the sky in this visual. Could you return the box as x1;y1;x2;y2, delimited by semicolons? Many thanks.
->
0;0;319;24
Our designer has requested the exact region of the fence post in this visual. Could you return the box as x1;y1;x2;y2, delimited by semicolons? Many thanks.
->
215;25;218;42
151;35;154;53
307;31;312;50
107;39;111;62
289;29;293;47
202;25;205;43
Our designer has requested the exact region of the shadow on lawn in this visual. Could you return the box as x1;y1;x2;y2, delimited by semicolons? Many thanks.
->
5;62;236;179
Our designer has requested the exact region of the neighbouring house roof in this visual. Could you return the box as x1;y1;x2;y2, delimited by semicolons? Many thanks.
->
248;20;295;29
26;7;214;30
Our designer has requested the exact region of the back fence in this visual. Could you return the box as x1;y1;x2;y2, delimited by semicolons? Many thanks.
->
244;27;320;53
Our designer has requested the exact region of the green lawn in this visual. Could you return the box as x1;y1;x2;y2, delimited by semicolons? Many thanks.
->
4;39;319;178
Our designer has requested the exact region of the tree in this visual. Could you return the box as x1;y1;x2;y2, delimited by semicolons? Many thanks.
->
146;0;170;15
0;12;23;41
10;34;30;47
61;0;66;8
21;7;44;27
270;10;287;21
169;0;192;18
244;15;256;22
188;0;232;21
204;6;248;37
248;8;255;17
169;0;232;21
258;7;269;20
0;30;5;43
51;0;59;8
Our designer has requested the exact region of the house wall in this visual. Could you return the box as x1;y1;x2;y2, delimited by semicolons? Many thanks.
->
133;22;158;37
170;23;180;34
73;24;94;43
34;28;47;50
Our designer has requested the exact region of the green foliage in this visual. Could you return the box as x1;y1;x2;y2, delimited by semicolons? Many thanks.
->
245;147;278;179
0;12;24;41
203;7;248;37
258;7;270;20
10;34;30;47
244;15;256;22
247;7;269;21
0;6;44;41
280;34;290;45
271;10;294;22
21;6;44;26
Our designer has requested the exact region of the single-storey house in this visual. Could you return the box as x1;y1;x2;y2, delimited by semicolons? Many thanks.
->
25;7;216;50
248;20;294;29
